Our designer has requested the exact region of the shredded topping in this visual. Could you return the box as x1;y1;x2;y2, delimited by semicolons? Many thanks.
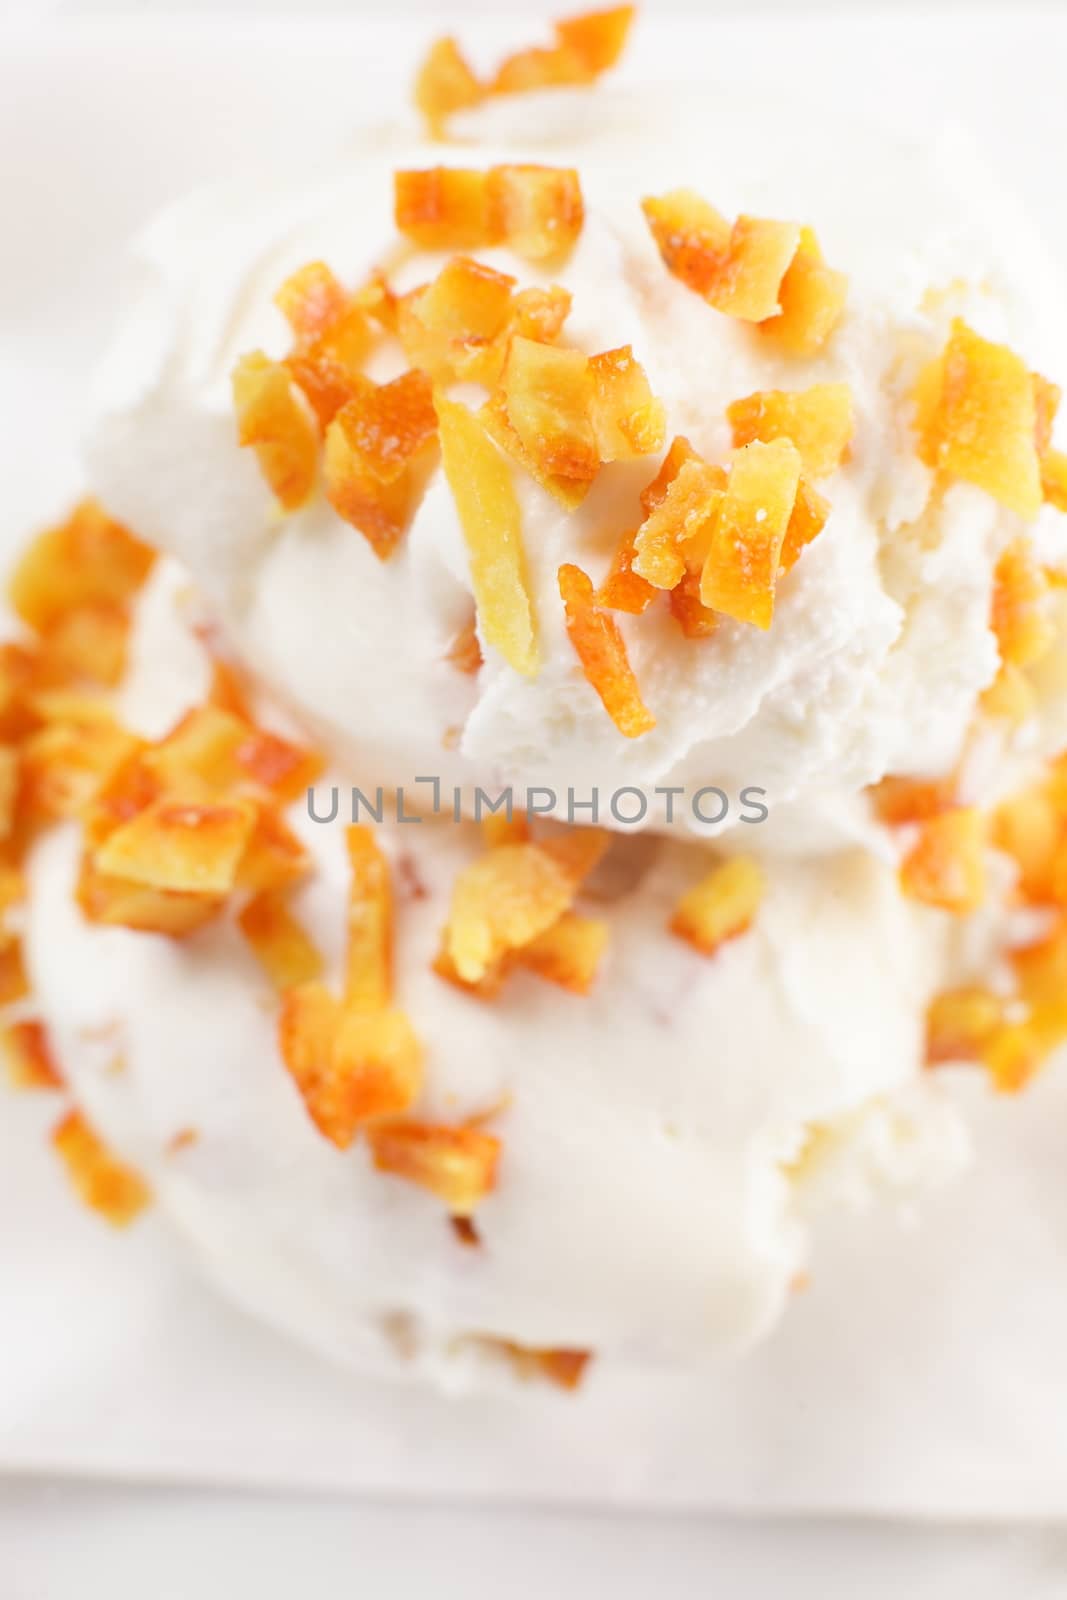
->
558;563;656;737
52;1109;151;1226
670;856;765;956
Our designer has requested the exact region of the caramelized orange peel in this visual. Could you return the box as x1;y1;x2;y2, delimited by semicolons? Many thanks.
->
559;562;656;737
395;164;584;261
670;856;765;956
232;351;319;511
52;1109;151;1226
727;384;854;478
900;807;987;914
367;1120;501;1216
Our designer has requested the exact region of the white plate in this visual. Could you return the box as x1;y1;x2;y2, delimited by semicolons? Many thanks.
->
3;10;1067;1595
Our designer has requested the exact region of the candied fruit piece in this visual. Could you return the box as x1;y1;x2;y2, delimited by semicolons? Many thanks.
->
444;840;579;982
778;475;829;576
446;618;483;674
668;570;719;638
1032;371;1061;456
900;807;986;913
52;1110;150;1226
502;337;598;482
1041;449;1067;512
0;937;29;1006
76;858;224;936
554;6;634;71
345;824;393;1011
642;189;732;298
670;856;764;956
238;890;324;992
94;797;257;895
925;986;1004;1064
596;529;657;615
236;804;311;894
487;164;584;262
915;320;1042;518
518;910;608;993
9;500;155;634
235;727;324;804
324;373;438;559
558;563;655;738
588;346;666;462
640;435;699;516
232;351;318;510
144;704;246;795
990;538;1054;669
642;192;801;321
419;256;516;341
394;168;492;250
20;708;138;825
633;456;726;590
367;1121;500;1216
481;810;529;849
500;1342;592;1390
1;1019;63;1090
286;301;375;430
480;392;590;510
414;36;484;136
699;438;803;628
871;774;956;827
757;228;847;357
435;396;540;677
491;45;589;94
38;602;129;688
274;261;349;342
992;780;1063;903
727;384;854;478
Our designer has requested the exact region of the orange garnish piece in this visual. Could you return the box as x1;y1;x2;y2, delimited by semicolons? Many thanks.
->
274;260;350;342
490;6;633;95
756;227;847;357
480;391;590;510
235;727;324;804
870;774;956;827
238;890;323;992
925;986;1004;1064
633;455;726;589
481;810;529;849
232;351;318;511
727;384;854;478
414;36;485;137
502;337;599;482
394;167;492;250
1041;450;1067;511
642;191;802;321
435;395;540;677
915;320;1042;518
587;345;666;462
558;563;655;738
8;500;155;634
444;842;578;983
778;475;829;576
990;538;1054;670
554;5;634;71
0;746;18;840
284;278;375;431
52;1109;150;1226
413;255;516;356
518;910;608;993
344;824;392;1010
596;529;657;615
668;571;720;639
991;776;1065;904
900;807;986;913
670;856;764;956
486;164;584;262
236;805;311;894
94;797;257;894
446;618;483;674
76;860;223;937
278;983;422;1149
20;705;138;824
699;438;803;628
0;937;29;1006
324;371;438;559
500;1343;592;1390
38;602;129;688
1;1019;63;1090
367;1121;500;1216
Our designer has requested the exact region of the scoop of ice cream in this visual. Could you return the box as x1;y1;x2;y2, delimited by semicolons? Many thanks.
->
87;87;1067;842
23;563;967;1374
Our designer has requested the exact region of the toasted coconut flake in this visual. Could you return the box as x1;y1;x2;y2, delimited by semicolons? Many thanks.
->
444;840;579;982
9;500;155;634
670;856;765;956
588;346;666;462
239;890;324;992
95;797;257;894
0;938;29;1006
52;1109;150;1226
633;455;726;589
925;986;1004;1064
642;192;801;321
435;396;540;677
756;228;847;357
274;261;350;342
502;337;598;482
596;530;657;614
870;774;956;827
518;910;608;993
915;321;1042;518
2;1019;63;1090
558;563;655;738
367;1121;500;1216
345;824;393;1010
487;164;584;262
900;807;986;913
76;858;224;936
414;36;485;136
727;384;854;478
700;438;803;628
991;538;1054;670
394;167;492;249
232;351;319;511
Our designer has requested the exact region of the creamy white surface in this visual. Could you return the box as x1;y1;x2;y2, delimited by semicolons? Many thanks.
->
87;89;1067;840
23;564;967;1373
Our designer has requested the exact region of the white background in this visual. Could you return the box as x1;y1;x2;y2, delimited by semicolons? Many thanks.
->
5;3;1067;1595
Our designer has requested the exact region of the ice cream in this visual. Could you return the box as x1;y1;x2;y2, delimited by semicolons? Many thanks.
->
87;84;1067;839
